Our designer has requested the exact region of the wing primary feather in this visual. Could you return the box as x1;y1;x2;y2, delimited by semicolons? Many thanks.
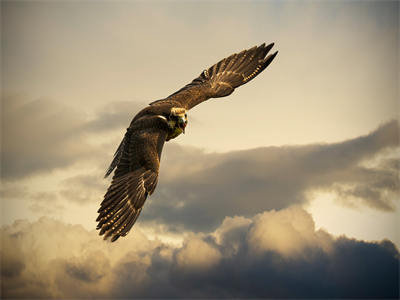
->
119;209;139;237
100;191;127;215
162;42;277;109
109;208;134;240
99;204;128;233
123;208;143;235
98;166;160;241
104;205;130;235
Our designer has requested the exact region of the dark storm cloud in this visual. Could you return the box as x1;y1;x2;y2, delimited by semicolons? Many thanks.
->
142;238;398;298
1;95;143;180
1;207;398;298
142;120;399;231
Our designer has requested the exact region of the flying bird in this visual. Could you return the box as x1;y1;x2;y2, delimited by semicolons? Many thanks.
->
97;43;278;242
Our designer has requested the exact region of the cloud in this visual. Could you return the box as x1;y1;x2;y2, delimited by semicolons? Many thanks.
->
82;101;143;133
2;96;91;180
1;95;143;180
5;118;395;233
1;207;398;298
28;191;64;215
142;120;399;231
176;237;221;271
0;217;160;298
247;206;333;257
59;174;107;204
2;108;397;240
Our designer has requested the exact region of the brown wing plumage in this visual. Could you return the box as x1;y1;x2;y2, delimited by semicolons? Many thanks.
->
97;114;169;242
99;43;277;242
150;43;277;110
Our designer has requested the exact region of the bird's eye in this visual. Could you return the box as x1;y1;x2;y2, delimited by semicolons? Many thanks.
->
185;114;187;118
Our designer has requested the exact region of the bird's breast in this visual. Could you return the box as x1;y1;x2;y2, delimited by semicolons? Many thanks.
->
166;126;184;141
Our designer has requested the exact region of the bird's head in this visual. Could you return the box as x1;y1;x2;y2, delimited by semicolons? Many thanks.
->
169;107;188;134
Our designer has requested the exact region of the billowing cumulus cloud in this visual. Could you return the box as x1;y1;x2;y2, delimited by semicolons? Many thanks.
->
176;237;221;271
1;207;398;298
247;206;333;257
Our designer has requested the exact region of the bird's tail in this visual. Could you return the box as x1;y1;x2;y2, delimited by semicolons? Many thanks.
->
104;128;130;178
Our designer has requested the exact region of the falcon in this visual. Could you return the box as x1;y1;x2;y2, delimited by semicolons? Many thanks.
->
97;43;278;241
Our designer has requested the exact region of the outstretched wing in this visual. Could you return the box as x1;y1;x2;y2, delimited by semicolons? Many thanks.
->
151;43;277;110
97;115;168;242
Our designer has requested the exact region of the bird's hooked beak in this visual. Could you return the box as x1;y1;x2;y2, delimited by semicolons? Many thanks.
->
178;116;187;134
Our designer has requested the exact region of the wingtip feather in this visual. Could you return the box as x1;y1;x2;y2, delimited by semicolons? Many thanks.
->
264;42;274;54
264;51;278;66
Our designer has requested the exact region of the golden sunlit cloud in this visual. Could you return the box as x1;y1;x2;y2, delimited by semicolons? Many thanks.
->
1;207;398;298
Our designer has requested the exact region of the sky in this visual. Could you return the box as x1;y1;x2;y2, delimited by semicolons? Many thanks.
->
1;0;399;298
